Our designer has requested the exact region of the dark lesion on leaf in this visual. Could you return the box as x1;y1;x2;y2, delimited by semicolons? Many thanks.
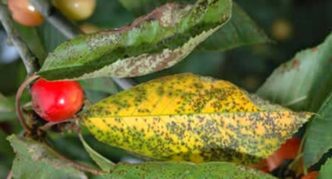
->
114;3;183;33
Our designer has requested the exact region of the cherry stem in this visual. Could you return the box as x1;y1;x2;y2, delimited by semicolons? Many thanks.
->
39;121;63;132
15;74;39;134
38;119;79;133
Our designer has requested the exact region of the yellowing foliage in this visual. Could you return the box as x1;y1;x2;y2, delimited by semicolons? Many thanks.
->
82;73;312;164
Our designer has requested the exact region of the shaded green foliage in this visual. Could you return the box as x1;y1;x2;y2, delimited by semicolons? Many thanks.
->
8;135;87;179
304;94;332;167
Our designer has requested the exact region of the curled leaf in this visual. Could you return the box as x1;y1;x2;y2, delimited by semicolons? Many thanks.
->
39;0;232;80
82;73;312;164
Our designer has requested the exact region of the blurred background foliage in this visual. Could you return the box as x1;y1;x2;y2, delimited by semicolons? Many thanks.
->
0;0;331;178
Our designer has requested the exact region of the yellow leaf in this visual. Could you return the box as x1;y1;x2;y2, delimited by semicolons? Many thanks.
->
82;73;312;164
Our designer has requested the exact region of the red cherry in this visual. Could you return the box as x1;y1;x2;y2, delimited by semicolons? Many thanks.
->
31;78;84;122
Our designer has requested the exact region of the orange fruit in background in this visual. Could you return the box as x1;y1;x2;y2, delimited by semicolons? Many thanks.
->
8;0;44;26
301;171;319;179
53;0;96;21
271;18;293;41
253;137;301;172
80;23;100;34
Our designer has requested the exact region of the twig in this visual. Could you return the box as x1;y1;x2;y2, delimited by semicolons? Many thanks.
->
0;4;39;75
30;0;135;90
6;170;12;179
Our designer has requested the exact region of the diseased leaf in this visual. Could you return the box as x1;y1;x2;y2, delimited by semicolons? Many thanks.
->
133;50;225;85
303;93;332;167
8;135;87;179
256;32;332;168
79;134;114;171
257;32;332;112
0;94;15;121
96;161;275;179
82;73;312;164
319;157;332;179
38;0;232;80
119;0;270;51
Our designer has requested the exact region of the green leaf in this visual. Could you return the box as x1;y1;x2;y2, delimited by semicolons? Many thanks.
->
38;0;232;80
15;24;47;62
319;157;332;179
80;77;120;102
303;93;332;167
79;77;118;94
119;0;270;51
78;134;114;172
8;135;87;179
0;130;14;158
87;0;134;28
0;94;15;121
37;22;67;52
257;32;332;112
0;130;14;178
199;3;270;51
82;73;312;164
118;0;182;15
95;161;275;178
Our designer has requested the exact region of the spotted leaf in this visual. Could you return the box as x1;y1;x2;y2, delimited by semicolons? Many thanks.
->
38;0;232;80
119;0;270;51
82;73;312;164
96;161;275;178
